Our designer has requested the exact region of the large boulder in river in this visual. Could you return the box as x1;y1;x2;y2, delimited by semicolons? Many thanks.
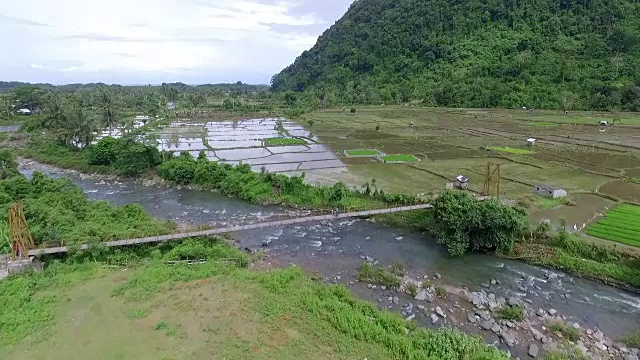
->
469;291;488;306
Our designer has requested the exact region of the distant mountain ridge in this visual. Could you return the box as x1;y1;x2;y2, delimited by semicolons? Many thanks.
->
0;81;269;92
272;0;640;111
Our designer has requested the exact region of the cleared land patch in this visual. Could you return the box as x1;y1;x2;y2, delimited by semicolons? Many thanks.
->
264;137;307;146
587;204;640;247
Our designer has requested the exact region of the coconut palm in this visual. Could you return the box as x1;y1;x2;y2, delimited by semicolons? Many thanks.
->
64;107;97;148
97;87;118;135
45;94;67;129
0;95;15;118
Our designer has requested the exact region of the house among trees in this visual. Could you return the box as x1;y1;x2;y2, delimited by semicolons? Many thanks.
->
534;185;567;199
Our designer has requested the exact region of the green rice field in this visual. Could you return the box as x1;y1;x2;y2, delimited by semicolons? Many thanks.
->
264;137;307;146
381;154;419;163
488;146;535;155
586;204;640;248
345;149;381;156
526;122;562;127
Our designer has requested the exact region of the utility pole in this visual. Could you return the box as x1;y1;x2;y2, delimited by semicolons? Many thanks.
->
483;162;501;198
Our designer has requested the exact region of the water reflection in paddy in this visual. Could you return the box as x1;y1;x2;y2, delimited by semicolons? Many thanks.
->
155;118;347;174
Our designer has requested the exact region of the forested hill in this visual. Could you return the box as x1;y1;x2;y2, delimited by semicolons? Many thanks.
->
271;0;640;111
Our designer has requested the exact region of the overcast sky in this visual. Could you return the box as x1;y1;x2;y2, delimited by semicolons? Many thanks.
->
0;0;353;85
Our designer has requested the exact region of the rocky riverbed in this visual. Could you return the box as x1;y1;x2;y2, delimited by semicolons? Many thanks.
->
312;255;640;359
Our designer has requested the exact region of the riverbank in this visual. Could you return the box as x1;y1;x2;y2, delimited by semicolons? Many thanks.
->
9;158;640;358
344;255;639;360
0;237;509;360
17;153;640;293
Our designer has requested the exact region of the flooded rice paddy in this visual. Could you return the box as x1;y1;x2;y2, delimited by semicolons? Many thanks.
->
156;118;347;174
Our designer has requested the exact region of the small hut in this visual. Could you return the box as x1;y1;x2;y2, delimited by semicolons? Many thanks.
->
534;185;567;199
455;175;469;190
526;138;537;146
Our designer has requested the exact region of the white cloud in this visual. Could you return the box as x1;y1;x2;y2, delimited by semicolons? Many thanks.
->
0;0;347;84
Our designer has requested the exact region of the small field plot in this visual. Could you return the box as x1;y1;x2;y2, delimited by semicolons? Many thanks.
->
380;154;419;163
587;204;640;247
524;122;563;127
488;146;535;155
344;149;382;157
264;137;307;146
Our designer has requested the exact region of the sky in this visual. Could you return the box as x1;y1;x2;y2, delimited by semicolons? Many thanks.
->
0;0;353;85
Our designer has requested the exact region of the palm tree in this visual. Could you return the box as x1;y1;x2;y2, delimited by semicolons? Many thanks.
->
45;95;67;129
64;107;97;148
0;95;15;118
122;118;135;135
98;87;118;135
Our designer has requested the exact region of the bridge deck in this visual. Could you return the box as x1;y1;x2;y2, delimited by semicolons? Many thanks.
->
29;204;432;255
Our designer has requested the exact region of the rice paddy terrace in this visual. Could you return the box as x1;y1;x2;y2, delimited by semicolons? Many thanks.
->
109;107;640;250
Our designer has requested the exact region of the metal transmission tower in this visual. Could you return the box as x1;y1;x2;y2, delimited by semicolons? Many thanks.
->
483;162;501;198
8;202;35;261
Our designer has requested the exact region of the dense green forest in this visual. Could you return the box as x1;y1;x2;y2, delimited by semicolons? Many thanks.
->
272;0;640;110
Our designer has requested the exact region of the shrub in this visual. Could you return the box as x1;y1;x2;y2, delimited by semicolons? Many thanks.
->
88;137;161;176
542;347;589;360
356;262;400;288
432;191;528;256
621;330;640;348
406;282;418;297
549;321;580;342
390;260;405;276
435;285;447;299
350;108;356;113
88;137;119;165
496;305;525;321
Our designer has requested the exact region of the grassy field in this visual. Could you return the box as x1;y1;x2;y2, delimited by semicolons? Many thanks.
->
534;196;565;210
298;106;640;230
0;238;507;360
488;146;535;155
264;137;307;146
586;204;640;248
345;149;381;156
526;122;563;127
381;154;419;163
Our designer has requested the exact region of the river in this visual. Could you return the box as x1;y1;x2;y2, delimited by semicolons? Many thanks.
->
19;160;640;355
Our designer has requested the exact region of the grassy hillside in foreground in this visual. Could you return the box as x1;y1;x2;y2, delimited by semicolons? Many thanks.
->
0;238;508;360
273;0;640;110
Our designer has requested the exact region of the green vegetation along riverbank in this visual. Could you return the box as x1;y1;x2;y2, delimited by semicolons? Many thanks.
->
0;237;508;360
510;224;640;291
157;152;417;210
380;192;640;292
0;149;173;252
13;145;640;292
